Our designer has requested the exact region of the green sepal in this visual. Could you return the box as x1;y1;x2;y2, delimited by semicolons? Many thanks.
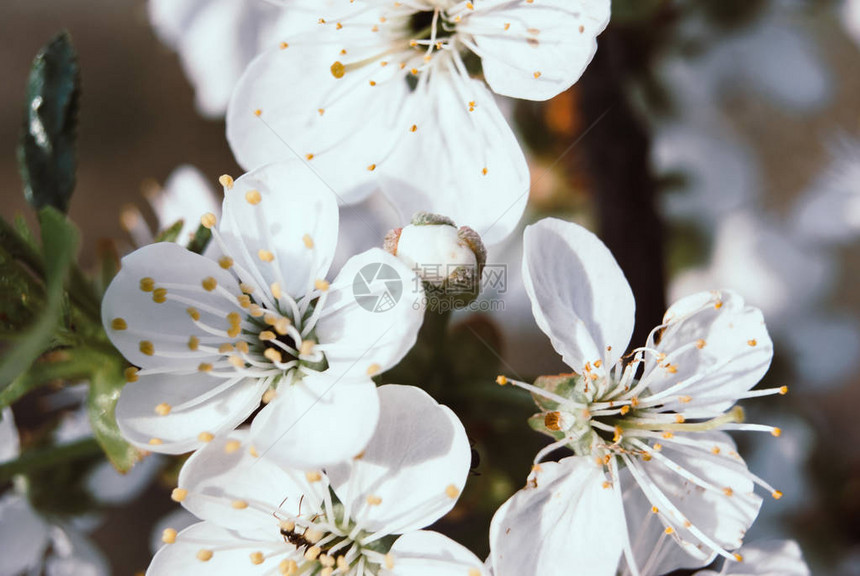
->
87;358;143;472
18;32;80;214
530;373;586;412
153;219;184;244
186;222;212;255
527;413;566;441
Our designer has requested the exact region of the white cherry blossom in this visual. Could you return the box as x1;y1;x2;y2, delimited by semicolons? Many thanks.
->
148;385;484;576
148;0;286;118
102;160;424;461
490;218;785;576
227;0;610;245
693;540;810;576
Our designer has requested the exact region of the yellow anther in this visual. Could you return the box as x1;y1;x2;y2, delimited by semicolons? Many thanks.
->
155;403;172;416
197;549;214;562
161;528;177;544
665;364;678;374
304;529;324;544
696;339;706;349
219;175;234;189
264;348;283;364
237;294;251;308
240;283;255;294
306;471;322;482
712;446;721;454
304;546;321;561
248;445;259;457
366;363;381;376
262;389;277;404
270;282;282;299
187;307;201;321
602;481;612;489
300;340;315;356
318;108;326;115
779;386;789;395
366;494;382;506
306;153;315;160
225;440;241;454
369;80;377;86
227;311;242;325
258;249;275;262
748;339;758;347
250;552;264;565
675;414;685;424
139;341;154;356
140;277;155;292
187;335;200;351
504;22;511;30
367;163;377;171
280;559;298;575
198;362;213;372
303;234;314;248
410;124;417;132
111;318;127;331
248;305;264;317
264;313;278;326
232;500;249;509
198;431;214;442
653;443;663;451
734;553;744;562
254;109;263;117
482;167;488;176
219;343;234;353
679;395;692;403
125;367;139;383
662;431;674;439
495;375;508;386
259;330;276;341
533;71;542;79
315;279;330;292
723;487;734;496
651;506;659;514
445;484;460;499
202;277;217;291
468;569;481;576
227;325;242;338
772;490;783;500
219;256;233;269
245;189;262;205
544;411;562;431
715;300;723;309
152;288;167;303
274;318;290;335
630;397;640;407
279;42;289;50
201;212;217;228
228;355;244;367
619;405;630;415
171;488;188;502
772;428;782;437
148;437;162;446
235;341;249;354
331;61;345;78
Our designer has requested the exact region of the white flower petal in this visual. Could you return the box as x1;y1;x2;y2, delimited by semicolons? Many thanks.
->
641;290;773;418
624;431;763;575
0;407;20;463
696;540;810;576
227;36;407;202
522;218;635;372
116;371;268;454
148;522;279;576
148;0;209;48
178;430;324;533
86;453;163;505
489;456;625;576
101;242;241;369
148;165;220;243
317;248;424;378
377;70;529;246
150;508;199;555
249;374;380;470
383;531;487;576
0;493;50;575
327;385;471;534
218;160;340;299
45;525;109;576
467;0;610;101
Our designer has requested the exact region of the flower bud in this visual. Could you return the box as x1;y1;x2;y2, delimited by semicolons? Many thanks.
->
385;212;487;308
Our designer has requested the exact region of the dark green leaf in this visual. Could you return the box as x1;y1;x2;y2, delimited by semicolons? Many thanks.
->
186;222;212;255
18;31;80;213
153;219;184;244
87;358;142;472
0;207;78;391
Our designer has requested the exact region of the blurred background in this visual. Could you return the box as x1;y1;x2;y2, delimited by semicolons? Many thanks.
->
1;0;860;574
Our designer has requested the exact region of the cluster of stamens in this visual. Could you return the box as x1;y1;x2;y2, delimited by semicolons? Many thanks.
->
110;175;332;444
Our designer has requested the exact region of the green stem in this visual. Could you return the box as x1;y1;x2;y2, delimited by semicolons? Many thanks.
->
0;438;102;483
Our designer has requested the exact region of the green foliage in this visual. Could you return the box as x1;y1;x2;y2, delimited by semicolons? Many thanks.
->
0;208;78;392
186;222;212;255
18;32;80;214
